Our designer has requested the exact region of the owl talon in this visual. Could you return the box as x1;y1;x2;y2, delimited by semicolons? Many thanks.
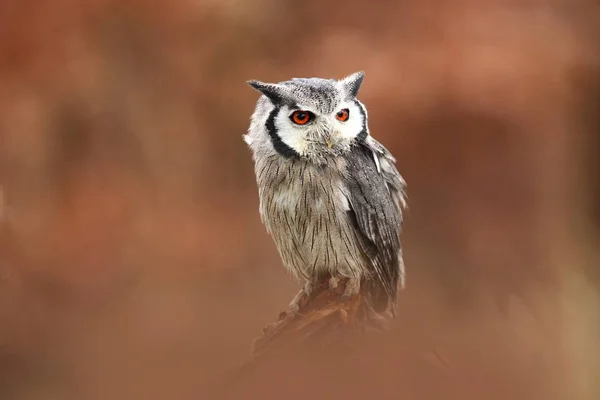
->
288;303;300;315
288;280;316;315
329;276;340;290
342;277;361;298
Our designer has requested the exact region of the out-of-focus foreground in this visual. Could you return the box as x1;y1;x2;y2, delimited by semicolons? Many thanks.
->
1;1;599;399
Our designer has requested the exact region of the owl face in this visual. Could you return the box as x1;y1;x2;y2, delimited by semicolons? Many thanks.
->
245;72;369;162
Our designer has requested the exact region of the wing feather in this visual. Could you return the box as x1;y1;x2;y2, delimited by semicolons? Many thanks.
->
345;139;407;311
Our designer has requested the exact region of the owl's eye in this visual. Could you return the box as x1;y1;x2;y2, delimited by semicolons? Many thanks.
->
335;108;349;122
290;110;314;125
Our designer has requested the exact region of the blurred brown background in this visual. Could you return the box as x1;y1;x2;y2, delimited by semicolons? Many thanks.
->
1;0;599;399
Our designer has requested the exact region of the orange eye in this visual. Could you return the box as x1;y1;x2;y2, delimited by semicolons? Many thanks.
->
335;108;349;122
290;110;313;125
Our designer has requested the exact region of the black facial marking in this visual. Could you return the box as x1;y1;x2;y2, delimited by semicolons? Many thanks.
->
266;107;299;158
354;100;368;142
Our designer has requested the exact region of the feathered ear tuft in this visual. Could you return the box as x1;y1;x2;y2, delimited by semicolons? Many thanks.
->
247;80;291;105
338;71;365;98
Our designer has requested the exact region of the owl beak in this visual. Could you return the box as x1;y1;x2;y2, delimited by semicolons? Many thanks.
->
327;140;334;149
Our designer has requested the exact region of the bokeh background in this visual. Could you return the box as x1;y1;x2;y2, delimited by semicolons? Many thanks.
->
1;0;599;399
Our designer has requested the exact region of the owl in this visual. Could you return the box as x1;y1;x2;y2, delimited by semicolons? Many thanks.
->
244;71;407;316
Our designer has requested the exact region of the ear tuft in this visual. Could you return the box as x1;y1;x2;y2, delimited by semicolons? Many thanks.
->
339;71;365;97
247;80;265;91
247;80;288;104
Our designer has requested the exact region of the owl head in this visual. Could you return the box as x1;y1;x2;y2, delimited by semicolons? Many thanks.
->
244;72;369;163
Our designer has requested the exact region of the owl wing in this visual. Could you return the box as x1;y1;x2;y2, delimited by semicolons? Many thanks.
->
345;138;407;311
364;136;408;216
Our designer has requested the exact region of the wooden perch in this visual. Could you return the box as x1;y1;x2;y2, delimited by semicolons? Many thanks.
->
251;276;390;359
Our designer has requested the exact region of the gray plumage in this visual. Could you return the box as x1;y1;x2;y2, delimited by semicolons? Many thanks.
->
244;71;407;313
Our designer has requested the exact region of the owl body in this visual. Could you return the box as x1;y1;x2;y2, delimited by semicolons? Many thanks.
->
255;154;364;281
245;72;407;312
